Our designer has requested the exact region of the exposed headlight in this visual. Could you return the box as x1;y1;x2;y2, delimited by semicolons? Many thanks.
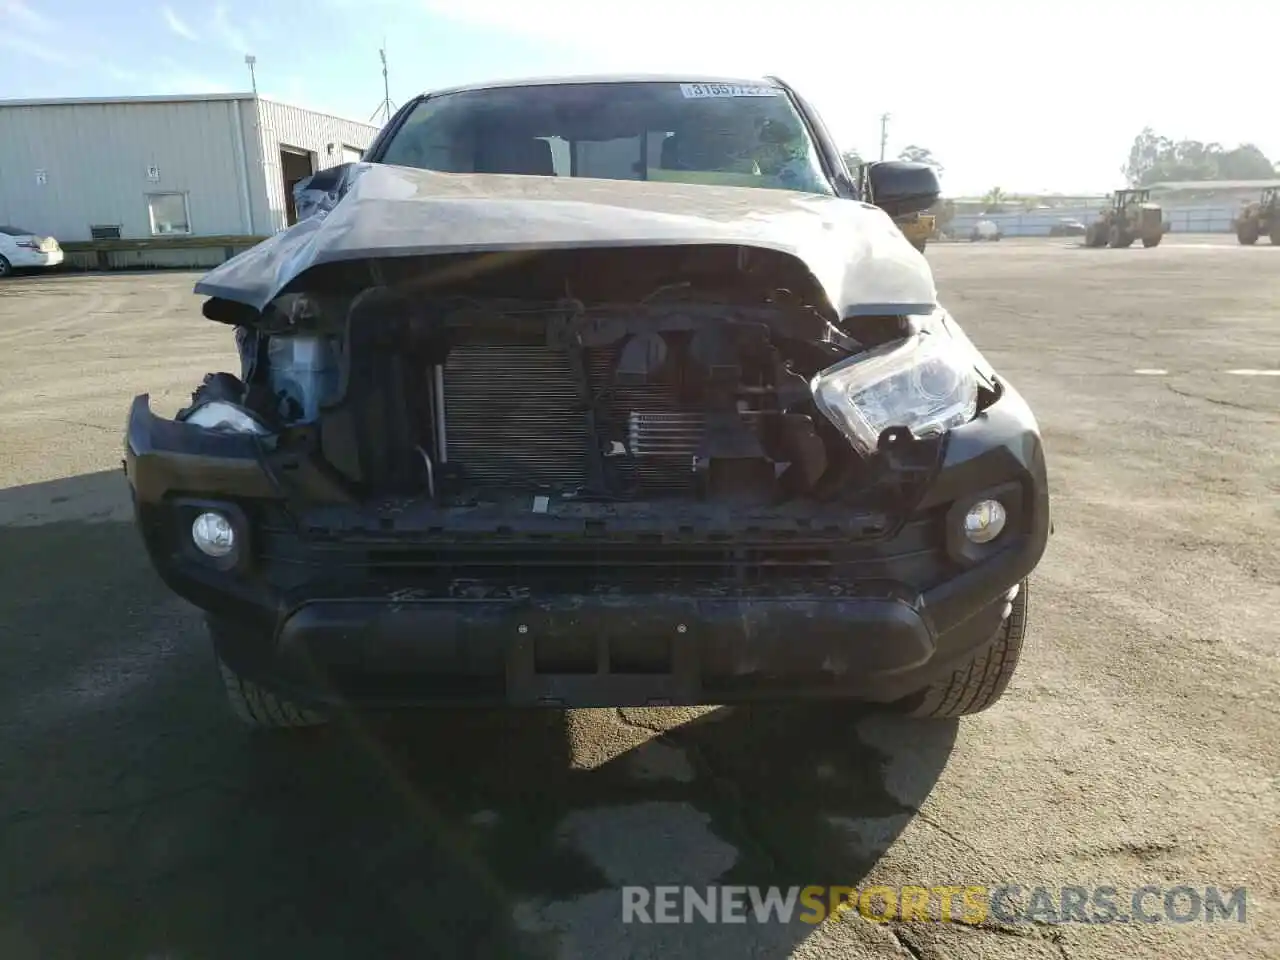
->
182;401;271;435
810;330;979;455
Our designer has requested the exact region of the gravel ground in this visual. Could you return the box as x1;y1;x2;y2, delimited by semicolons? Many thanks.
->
1;237;1277;959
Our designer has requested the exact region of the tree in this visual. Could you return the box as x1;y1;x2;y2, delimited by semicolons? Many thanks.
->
840;149;864;173
898;145;943;175
982;186;1007;211
1122;128;1276;185
1219;144;1275;180
930;198;956;231
1121;127;1170;186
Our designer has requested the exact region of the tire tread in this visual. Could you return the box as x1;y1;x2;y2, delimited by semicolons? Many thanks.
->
904;580;1029;719
218;660;326;728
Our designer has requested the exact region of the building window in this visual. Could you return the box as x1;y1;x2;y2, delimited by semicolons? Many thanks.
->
147;193;191;236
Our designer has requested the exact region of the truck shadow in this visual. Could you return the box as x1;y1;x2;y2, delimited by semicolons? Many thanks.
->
1;470;957;960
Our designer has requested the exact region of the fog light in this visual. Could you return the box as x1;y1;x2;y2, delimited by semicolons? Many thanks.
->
192;511;236;558
963;499;1006;544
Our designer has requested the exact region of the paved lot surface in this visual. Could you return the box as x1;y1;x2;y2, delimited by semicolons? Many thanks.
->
2;238;1277;959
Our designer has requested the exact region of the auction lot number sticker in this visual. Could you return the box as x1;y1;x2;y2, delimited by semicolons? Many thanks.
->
680;83;779;98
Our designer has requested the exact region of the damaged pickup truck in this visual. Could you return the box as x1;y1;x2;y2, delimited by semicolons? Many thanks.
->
125;75;1050;728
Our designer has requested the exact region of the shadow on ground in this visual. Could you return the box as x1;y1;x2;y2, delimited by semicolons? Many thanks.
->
1;471;957;960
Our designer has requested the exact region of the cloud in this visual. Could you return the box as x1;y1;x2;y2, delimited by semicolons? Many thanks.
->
0;33;77;68
161;5;198;41
1;0;53;34
1;0;144;90
158;3;252;53
214;4;250;53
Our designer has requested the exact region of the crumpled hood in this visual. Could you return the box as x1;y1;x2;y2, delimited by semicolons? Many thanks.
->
195;163;938;318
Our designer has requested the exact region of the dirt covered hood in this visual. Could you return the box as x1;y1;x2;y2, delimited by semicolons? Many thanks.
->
194;163;938;318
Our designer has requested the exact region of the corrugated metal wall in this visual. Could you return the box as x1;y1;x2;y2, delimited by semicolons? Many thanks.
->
948;204;1241;237
0;97;260;241
252;99;378;234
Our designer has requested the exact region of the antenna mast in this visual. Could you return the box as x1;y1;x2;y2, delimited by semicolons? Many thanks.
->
369;44;395;124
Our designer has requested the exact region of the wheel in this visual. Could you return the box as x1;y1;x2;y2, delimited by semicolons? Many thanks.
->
1107;224;1125;248
209;618;327;729
1142;234;1162;248
1084;224;1099;247
1269;226;1280;245
899;580;1029;719
1237;223;1258;245
0;255;11;278
911;238;927;253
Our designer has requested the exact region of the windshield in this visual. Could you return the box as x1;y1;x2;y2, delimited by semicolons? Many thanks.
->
379;81;835;197
0;225;37;236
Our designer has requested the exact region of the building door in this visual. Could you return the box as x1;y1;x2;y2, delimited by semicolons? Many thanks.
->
280;146;316;226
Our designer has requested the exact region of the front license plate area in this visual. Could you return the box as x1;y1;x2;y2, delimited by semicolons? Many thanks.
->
504;601;702;707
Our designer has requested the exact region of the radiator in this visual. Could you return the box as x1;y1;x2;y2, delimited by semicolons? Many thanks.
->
443;344;589;490
444;342;715;496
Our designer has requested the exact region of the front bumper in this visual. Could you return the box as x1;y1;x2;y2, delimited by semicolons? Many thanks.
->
125;384;1050;709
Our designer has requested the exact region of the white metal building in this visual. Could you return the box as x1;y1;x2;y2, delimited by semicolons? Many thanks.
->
0;93;378;243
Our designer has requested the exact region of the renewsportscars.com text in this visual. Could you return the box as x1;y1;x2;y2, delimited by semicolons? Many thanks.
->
621;884;1248;925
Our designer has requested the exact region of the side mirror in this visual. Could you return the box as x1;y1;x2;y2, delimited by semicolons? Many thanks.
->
292;162;359;222
865;161;940;218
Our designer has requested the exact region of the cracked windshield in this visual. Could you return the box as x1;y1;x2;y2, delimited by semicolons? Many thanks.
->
0;1;1273;959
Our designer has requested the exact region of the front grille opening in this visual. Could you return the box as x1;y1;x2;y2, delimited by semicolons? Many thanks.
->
362;543;841;587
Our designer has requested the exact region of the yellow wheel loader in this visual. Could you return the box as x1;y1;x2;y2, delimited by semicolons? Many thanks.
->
896;211;936;253
1084;189;1165;249
1234;188;1280;245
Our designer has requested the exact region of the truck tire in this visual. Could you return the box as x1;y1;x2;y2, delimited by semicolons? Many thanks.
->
1237;223;1259;245
209;619;327;729
0;255;11;278
900;580;1029;719
1142;234;1162;248
1270;225;1280;245
1107;225;1125;248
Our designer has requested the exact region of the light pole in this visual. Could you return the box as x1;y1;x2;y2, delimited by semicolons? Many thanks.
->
245;54;258;96
879;113;890;162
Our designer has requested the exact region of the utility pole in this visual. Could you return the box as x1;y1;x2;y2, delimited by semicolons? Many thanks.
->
369;45;395;124
244;54;258;96
879;113;890;162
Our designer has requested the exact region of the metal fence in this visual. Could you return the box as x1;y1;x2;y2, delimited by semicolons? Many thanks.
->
944;204;1238;237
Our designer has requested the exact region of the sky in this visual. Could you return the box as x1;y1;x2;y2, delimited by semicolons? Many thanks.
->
2;0;1277;196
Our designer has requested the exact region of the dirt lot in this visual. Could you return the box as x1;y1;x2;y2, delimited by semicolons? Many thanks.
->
1;237;1277;960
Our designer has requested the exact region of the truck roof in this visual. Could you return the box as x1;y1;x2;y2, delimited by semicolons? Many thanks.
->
424;73;781;98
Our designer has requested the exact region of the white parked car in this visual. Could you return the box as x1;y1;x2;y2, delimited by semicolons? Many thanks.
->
0;224;64;277
969;219;1002;242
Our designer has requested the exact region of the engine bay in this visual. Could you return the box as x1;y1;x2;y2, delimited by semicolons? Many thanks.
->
187;245;949;513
